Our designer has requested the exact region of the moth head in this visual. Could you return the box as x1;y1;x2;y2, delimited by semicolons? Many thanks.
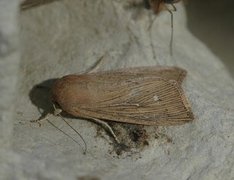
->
51;75;92;115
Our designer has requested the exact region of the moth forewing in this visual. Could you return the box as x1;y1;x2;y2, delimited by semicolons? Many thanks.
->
85;66;187;85
52;67;193;126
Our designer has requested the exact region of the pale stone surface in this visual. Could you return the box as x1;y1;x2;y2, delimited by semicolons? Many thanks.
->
0;0;234;179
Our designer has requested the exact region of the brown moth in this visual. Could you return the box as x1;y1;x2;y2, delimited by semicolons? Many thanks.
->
51;66;194;126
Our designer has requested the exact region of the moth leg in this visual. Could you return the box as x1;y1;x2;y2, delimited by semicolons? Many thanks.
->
52;103;62;115
84;54;106;74
30;113;52;127
170;3;177;12
91;118;120;144
147;15;157;31
30;103;62;126
21;0;58;11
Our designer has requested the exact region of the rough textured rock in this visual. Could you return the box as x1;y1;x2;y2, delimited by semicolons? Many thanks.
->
0;0;21;179
0;0;233;179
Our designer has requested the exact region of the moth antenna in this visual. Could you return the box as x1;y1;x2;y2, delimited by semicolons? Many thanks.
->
52;104;87;154
46;119;86;154
91;118;120;144
167;9;174;56
167;3;177;56
57;114;87;154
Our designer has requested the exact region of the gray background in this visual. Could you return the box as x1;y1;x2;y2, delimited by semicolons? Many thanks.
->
0;0;233;179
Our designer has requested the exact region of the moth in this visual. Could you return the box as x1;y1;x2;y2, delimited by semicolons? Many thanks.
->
51;66;194;126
